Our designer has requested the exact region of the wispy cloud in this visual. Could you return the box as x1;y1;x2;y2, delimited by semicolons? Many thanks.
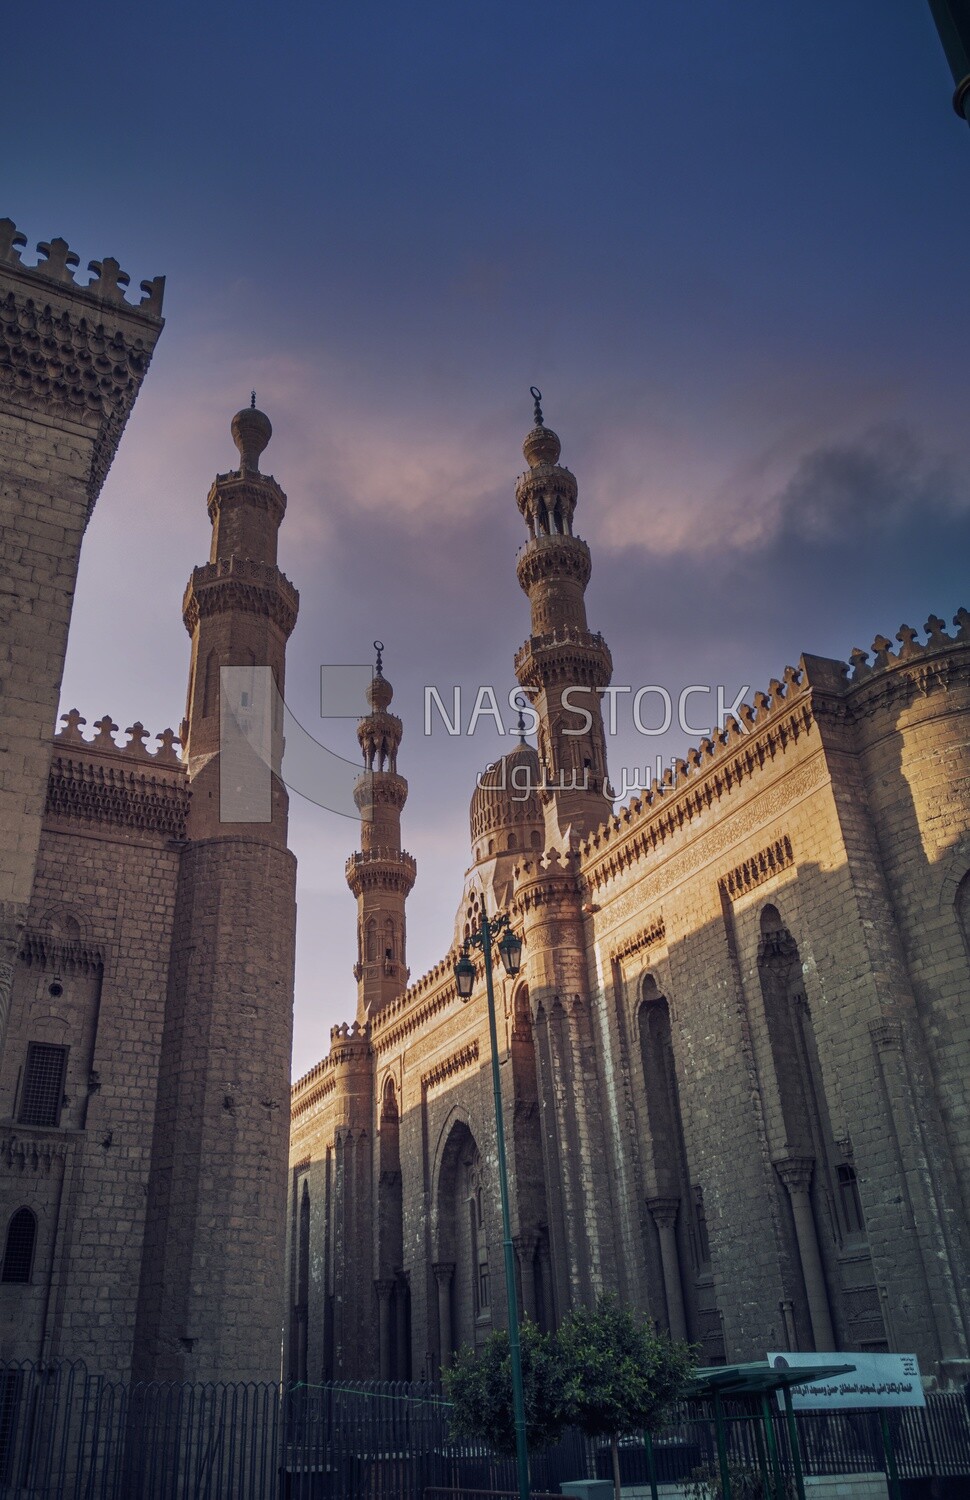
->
589;419;968;559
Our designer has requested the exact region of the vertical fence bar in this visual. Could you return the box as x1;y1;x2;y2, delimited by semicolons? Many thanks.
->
880;1408;902;1500
4;1364;970;1500
782;1385;806;1500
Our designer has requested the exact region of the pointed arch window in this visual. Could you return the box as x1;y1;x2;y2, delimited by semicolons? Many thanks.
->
2;1209;36;1284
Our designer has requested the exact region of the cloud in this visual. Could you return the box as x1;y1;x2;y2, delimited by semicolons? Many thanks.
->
774;423;963;542
588;419;969;560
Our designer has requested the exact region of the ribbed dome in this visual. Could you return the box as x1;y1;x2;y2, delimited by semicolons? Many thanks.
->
469;742;543;857
522;424;561;469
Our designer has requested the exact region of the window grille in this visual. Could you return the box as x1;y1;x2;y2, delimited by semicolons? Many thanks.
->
18;1044;68;1128
1;1209;36;1284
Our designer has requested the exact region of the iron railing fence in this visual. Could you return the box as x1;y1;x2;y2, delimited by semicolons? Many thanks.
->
0;1362;966;1499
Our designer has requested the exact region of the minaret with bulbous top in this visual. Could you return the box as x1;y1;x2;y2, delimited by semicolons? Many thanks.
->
180;397;298;835
346;646;416;1021
134;401;299;1386
513;392;613;845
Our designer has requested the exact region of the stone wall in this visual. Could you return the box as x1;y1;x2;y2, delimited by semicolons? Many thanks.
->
290;623;970;1387
0;223;163;1047
0;730;184;1373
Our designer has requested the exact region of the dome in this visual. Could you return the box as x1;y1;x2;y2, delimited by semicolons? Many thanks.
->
523;424;561;469
231;400;272;472
366;673;393;712
469;742;543;858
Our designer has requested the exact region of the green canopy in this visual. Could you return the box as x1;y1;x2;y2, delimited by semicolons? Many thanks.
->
687;1361;856;1401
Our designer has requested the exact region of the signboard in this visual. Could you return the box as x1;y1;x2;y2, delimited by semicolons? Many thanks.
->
766;1352;925;1409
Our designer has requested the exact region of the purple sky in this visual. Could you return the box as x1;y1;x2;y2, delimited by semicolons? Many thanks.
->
8;2;970;1078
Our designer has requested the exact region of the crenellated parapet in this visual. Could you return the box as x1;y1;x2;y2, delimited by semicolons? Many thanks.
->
578;606;970;895
0;220;164;317
45;710;188;837
368;951;464;1053
54;708;185;764
823;609;970;720
512;846;583;916
330;1019;372;1055
0;218;164;512
579;662;815;893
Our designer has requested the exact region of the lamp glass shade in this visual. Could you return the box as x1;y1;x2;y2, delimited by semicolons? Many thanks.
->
498;929;523;977
454;952;476;998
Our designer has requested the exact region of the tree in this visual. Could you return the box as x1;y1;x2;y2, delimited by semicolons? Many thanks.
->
556;1296;695;1500
444;1318;565;1458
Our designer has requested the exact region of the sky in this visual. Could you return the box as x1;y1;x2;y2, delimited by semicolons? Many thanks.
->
7;1;970;1079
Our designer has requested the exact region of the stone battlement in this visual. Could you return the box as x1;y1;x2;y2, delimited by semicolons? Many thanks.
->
46;711;189;839
577;605;970;891
842;608;970;681
54;709;184;766
578;658;815;886
0;219;164;320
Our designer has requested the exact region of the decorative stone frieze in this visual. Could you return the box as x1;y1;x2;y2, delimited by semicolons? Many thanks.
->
422;1041;479;1093
182;557;299;637
0;219;164;511
611;916;666;964
45;753;189;838
720;835;794;902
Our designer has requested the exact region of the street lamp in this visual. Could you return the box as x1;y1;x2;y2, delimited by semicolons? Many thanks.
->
926;0;970;125
454;907;530;1500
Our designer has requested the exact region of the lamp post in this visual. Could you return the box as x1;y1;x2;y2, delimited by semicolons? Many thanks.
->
454;909;530;1500
926;0;970;125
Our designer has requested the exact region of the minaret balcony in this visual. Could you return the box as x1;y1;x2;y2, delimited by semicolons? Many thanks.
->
345;847;417;897
514;628;612;692
182;556;299;636
515;534;592;592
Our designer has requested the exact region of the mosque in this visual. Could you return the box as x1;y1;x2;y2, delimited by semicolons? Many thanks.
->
0;219;967;1389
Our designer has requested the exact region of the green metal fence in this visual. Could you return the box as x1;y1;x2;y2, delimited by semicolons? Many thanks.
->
0;1362;966;1499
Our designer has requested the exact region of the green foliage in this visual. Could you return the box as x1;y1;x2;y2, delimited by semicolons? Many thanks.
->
684;1459;797;1500
444;1296;695;1467
444;1319;565;1458
555;1295;695;1441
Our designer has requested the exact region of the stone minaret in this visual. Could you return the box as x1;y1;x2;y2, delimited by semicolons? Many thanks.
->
513;395;622;1315
513;392;612;846
134;402;299;1384
346;647;415;1021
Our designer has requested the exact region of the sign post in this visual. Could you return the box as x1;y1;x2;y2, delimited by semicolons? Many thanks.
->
767;1351;924;1500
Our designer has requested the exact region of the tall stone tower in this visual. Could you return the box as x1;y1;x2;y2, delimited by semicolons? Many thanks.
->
134;402;299;1383
513;392;612;847
0;222;164;1052
513;396;623;1311
346;648;415;1021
